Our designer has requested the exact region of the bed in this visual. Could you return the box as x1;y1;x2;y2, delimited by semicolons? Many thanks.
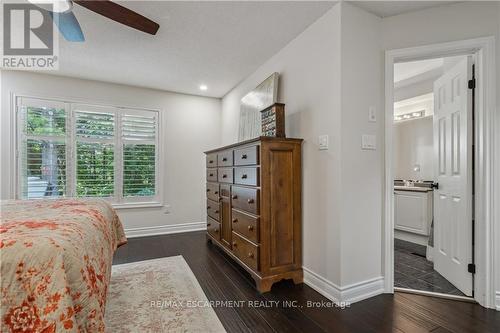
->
0;199;126;333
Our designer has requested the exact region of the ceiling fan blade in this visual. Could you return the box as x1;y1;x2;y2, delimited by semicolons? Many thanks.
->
50;11;85;42
74;0;159;35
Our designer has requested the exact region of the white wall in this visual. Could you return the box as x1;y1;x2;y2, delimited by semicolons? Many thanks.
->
221;4;344;286
394;117;434;181
338;3;383;287
0;71;222;234
221;3;384;298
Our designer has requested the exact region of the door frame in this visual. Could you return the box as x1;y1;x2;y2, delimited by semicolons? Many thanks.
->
383;37;497;308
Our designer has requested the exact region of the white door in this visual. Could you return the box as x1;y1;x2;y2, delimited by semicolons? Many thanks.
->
433;57;473;296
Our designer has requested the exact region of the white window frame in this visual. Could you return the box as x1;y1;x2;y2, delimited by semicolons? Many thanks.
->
14;94;163;209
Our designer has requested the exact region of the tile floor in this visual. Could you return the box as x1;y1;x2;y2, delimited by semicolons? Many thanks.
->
394;239;465;296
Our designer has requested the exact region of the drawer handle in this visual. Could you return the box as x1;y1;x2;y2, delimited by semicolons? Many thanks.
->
247;199;254;204
214;191;218;194
232;218;238;223
242;154;248;159
219;197;223;201
209;160;214;164
222;174;227;178
222;157;227;162
241;174;248;179
207;206;211;209
248;252;254;259
214;210;219;214
248;225;254;231
232;195;238;199
209;173;214;177
233;242;237;247
215;228;219;233
207;223;211;227
206;189;210;192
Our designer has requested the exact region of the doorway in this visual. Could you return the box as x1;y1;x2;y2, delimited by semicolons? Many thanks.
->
383;37;497;308
393;55;473;298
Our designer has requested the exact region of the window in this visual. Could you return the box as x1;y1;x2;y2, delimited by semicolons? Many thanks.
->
17;97;160;206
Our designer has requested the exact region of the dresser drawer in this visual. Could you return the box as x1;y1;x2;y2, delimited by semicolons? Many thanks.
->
206;183;219;202
218;150;233;167
232;232;259;271
207;218;220;240
206;153;217;168
231;186;259;215
232;209;259;243
206;169;217;182
234;146;259;166
206;199;220;221
234;167;259;186
218;168;233;183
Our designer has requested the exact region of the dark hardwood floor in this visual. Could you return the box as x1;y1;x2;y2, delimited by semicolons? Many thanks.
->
113;231;500;333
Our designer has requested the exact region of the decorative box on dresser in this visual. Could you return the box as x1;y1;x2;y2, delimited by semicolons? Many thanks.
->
205;136;303;293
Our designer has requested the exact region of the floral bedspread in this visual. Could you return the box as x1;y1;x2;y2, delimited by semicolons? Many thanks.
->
0;199;127;333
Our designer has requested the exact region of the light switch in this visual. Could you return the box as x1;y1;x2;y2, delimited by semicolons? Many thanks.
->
318;135;329;150
361;134;376;150
368;106;377;122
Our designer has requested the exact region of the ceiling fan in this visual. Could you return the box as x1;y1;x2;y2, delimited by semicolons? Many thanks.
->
28;0;160;42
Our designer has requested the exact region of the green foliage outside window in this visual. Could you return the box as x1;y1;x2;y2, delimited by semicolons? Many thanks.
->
123;144;155;197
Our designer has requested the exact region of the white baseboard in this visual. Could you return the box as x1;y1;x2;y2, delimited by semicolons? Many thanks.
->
496;292;500;311
303;266;384;304
125;222;206;238
341;276;385;303
302;267;341;302
394;230;429;246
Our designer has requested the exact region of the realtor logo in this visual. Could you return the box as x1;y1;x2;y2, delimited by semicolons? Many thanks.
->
2;3;59;70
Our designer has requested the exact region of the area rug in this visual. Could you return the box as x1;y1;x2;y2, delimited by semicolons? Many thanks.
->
105;256;226;332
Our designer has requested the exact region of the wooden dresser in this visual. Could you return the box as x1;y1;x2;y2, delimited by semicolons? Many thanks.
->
205;136;303;292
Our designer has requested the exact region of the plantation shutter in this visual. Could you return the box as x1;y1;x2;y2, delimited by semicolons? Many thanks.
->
17;97;160;205
74;105;115;198
121;109;157;198
17;97;68;199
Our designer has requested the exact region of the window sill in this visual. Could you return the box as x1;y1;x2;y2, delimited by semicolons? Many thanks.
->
112;202;163;210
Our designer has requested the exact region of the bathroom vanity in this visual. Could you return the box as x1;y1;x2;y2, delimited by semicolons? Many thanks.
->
394;184;433;244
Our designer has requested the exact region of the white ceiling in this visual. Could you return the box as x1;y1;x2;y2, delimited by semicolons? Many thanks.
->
50;1;336;98
348;1;461;18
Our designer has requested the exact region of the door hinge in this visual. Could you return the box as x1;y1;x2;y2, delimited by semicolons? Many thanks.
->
468;79;476;89
468;263;476;274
